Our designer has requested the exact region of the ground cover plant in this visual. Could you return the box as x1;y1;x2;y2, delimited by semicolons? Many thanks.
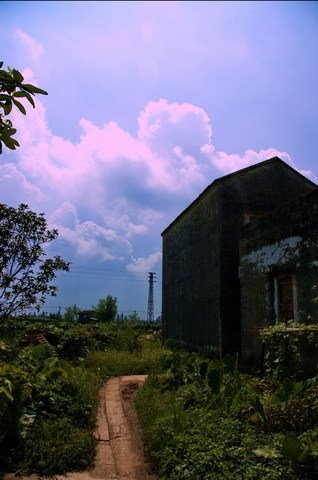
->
136;351;318;479
0;316;167;475
2;315;317;479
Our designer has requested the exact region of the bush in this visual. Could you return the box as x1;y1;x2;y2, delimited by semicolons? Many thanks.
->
260;322;318;380
56;367;100;429
136;379;285;480
22;417;96;474
136;351;318;479
84;346;168;378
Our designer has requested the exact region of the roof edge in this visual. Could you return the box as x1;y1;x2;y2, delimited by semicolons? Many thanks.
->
161;157;316;236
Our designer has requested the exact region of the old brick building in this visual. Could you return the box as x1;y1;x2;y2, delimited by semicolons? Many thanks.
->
161;157;318;364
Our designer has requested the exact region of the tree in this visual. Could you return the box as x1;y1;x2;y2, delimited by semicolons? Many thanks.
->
0;203;69;320
94;295;118;322
126;312;142;322
64;304;81;322
0;62;47;154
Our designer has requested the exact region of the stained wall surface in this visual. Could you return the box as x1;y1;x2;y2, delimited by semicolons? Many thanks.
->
162;158;317;359
240;188;318;366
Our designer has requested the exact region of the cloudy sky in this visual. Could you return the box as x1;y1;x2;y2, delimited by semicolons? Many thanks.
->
1;1;317;318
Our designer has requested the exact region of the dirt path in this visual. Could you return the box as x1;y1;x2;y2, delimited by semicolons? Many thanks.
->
4;375;157;480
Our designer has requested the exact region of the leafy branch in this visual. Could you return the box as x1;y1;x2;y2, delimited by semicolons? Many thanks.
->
0;61;47;154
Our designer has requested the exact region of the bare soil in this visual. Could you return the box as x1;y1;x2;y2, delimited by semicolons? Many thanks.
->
3;375;157;480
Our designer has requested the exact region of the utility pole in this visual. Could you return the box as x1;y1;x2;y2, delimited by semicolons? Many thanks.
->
147;272;156;322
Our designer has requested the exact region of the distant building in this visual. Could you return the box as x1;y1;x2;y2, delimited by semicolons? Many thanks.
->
161;157;318;366
78;310;96;324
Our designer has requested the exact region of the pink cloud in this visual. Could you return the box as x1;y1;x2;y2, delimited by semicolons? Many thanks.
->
6;89;316;269
12;95;214;214
138;98;212;157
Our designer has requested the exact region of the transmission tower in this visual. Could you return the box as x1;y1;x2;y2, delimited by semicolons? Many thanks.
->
147;272;156;322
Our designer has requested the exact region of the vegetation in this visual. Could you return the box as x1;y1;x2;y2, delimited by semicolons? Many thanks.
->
0;62;47;154
63;304;81;322
0;316;167;475
1;313;318;479
94;295;118;322
0;203;69;320
260;321;318;380
136;351;318;479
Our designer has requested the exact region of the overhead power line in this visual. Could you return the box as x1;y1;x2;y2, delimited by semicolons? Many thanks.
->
56;264;161;283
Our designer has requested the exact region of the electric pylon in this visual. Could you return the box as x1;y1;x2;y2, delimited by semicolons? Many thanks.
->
147;272;156;322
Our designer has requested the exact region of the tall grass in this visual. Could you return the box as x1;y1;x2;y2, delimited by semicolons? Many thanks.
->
84;339;171;378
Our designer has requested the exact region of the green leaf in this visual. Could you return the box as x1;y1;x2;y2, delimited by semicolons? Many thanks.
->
249;392;267;423
281;432;303;462
21;83;48;95
3;100;12;115
0;134;19;149
199;361;208;380
7;128;17;136
253;447;281;459
12;69;24;83
12;98;26;115
13;90;35;107
224;383;238;404
208;368;221;394
223;353;238;376
0;94;12;101
0;388;13;401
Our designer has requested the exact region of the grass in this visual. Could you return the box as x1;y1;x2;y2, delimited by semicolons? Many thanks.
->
83;339;171;378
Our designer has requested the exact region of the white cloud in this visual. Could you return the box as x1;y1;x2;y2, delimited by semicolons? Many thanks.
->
0;163;44;207
49;203;133;262
209;148;292;175
127;251;162;273
15;29;44;61
298;169;318;183
138;98;212;158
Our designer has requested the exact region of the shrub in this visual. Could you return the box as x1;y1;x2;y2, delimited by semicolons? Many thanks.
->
136;379;285;480
56;367;100;429
260;322;318;380
22;417;96;474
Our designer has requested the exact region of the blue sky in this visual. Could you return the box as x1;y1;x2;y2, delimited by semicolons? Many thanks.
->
1;1;317;318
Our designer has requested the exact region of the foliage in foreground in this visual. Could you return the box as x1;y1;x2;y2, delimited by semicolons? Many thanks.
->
260;321;318;380
0;61;47;153
136;351;318;479
0;318;165;474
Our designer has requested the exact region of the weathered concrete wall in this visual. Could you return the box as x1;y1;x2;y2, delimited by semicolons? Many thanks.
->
162;185;222;356
240;188;318;366
162;157;316;360
217;161;316;356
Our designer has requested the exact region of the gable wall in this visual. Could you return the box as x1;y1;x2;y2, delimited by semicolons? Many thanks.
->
162;185;222;355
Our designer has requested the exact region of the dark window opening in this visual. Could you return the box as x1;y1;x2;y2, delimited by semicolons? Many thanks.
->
277;275;294;323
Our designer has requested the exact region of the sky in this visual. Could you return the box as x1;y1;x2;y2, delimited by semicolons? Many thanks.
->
0;1;318;319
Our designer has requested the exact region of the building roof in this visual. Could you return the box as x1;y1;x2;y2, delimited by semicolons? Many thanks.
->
161;157;316;236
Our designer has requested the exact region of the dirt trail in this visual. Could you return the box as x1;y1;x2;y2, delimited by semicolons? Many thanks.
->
4;375;157;480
